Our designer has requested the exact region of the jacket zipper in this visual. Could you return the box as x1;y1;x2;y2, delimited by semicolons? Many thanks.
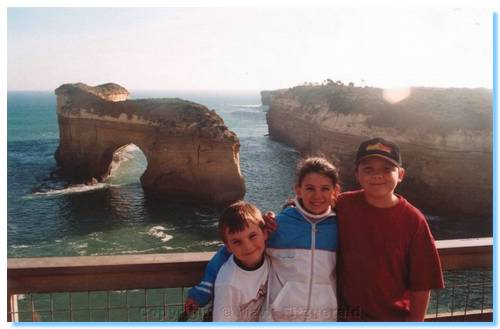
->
305;222;317;321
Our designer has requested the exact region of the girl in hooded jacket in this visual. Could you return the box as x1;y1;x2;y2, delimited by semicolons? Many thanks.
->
185;157;340;321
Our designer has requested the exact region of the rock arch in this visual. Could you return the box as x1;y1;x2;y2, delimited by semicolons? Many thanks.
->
54;82;245;207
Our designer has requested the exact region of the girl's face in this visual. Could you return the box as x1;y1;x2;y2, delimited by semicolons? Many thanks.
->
295;172;339;214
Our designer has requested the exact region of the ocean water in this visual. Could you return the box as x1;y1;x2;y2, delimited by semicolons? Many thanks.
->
7;91;492;258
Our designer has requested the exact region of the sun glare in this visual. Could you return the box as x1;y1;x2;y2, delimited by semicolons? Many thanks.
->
382;87;411;104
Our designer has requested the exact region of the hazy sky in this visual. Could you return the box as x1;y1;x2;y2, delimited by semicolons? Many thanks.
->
7;7;494;91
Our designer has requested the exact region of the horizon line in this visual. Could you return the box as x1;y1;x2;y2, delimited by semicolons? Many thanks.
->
6;85;494;92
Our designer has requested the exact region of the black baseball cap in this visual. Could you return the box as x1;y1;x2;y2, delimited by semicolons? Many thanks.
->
355;137;402;167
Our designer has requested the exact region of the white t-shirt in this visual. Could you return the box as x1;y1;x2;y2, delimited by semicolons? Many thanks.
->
213;254;269;321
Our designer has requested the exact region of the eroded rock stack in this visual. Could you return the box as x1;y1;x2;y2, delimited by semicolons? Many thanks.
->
54;82;245;207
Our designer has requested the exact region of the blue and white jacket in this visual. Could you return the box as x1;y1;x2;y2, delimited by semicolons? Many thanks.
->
188;202;339;321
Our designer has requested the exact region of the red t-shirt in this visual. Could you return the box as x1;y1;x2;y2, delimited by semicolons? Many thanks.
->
336;190;444;321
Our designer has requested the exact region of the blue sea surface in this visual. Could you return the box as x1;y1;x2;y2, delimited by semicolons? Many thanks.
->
7;91;492;258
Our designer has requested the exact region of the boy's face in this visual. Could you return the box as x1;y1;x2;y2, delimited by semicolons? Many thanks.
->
295;172;339;214
224;222;267;268
355;157;405;199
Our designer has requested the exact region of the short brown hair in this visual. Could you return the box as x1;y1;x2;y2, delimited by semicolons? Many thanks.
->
296;157;339;186
218;201;265;242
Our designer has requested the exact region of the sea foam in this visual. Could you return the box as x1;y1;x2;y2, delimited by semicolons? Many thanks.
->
30;183;109;197
147;226;174;242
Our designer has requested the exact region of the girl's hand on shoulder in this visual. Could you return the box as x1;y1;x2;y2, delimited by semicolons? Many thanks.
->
263;211;277;235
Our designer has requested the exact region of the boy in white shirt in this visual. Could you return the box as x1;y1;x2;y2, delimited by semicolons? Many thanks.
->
212;201;269;321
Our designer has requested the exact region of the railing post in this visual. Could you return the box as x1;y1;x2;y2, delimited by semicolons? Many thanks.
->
7;294;11;322
7;294;19;322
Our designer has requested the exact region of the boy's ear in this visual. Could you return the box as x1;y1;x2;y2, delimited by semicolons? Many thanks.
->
398;167;405;182
225;242;233;253
222;232;232;252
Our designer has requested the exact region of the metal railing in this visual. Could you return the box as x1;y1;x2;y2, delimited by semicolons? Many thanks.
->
425;238;493;322
7;237;493;322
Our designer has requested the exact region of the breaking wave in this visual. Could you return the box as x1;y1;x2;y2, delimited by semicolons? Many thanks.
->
147;226;174;242
109;143;142;177
29;182;111;197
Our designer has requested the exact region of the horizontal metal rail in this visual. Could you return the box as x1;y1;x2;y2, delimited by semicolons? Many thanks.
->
435;238;493;271
7;237;493;322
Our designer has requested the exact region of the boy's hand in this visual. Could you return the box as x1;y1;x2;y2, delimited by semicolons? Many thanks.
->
263;211;277;235
406;290;430;321
184;298;199;315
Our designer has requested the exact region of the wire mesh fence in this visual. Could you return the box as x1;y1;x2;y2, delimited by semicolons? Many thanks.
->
11;287;211;322
9;268;492;322
426;268;493;320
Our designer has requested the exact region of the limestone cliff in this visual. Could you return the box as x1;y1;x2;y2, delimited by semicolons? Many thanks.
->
260;89;287;106
265;84;492;217
54;82;245;207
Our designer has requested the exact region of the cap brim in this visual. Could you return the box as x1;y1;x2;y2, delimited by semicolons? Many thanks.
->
356;154;401;166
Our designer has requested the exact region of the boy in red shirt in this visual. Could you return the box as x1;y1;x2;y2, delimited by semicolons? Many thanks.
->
336;137;444;321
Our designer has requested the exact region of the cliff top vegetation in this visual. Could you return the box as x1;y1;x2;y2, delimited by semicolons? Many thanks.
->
281;81;492;135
